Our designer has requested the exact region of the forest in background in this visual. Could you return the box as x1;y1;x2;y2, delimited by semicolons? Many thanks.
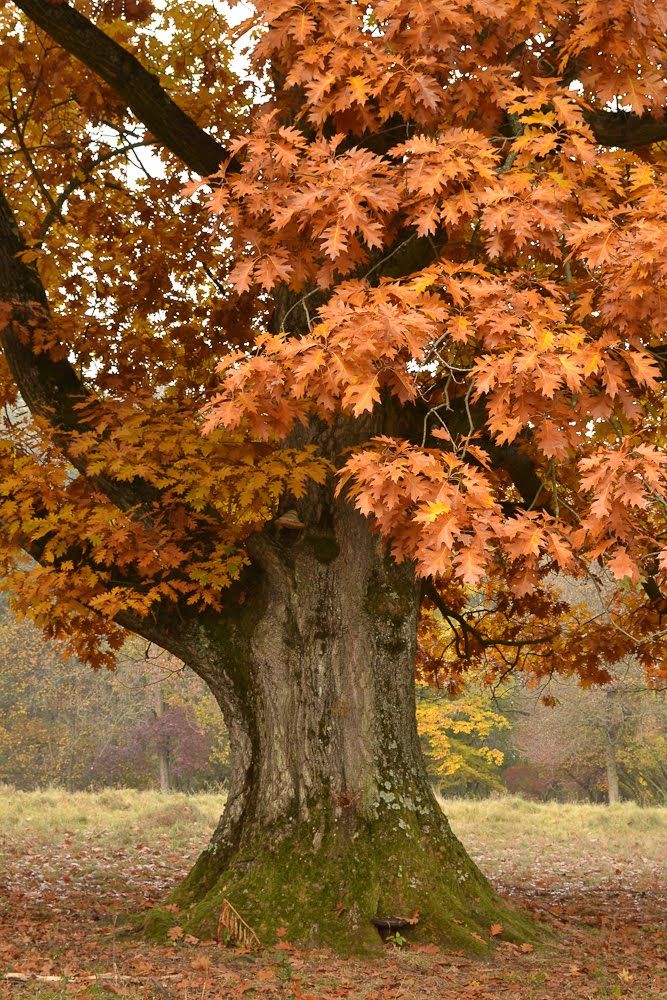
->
1;593;665;805
0;593;229;794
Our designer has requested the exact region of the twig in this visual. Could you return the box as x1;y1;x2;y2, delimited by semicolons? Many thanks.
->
217;898;261;949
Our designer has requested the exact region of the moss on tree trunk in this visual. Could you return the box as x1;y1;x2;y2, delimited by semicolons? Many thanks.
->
157;797;534;954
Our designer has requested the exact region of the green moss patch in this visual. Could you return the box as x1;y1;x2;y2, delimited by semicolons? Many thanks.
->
152;807;540;956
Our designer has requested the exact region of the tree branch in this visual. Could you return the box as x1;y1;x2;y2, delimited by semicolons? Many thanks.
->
13;0;665;168
11;0;229;176
586;109;667;149
423;580;557;655
6;71;62;219
483;439;550;511
35;138;154;243
0;187;159;512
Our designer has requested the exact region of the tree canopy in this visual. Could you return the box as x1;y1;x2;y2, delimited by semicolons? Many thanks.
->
1;0;666;689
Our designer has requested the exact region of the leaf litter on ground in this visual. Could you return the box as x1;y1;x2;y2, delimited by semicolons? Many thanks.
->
0;793;665;999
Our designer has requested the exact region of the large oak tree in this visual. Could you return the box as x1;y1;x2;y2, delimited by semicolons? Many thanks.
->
1;0;666;953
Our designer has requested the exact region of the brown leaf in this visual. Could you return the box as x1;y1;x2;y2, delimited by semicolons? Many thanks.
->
190;956;211;971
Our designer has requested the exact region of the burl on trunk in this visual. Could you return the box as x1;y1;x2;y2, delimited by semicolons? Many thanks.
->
146;502;531;954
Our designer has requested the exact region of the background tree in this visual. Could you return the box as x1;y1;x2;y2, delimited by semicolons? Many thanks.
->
4;593;665;805
416;683;510;797
1;0;666;953
0;600;229;791
509;669;667;805
501;573;667;804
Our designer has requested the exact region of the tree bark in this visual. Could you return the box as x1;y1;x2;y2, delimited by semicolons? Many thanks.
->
11;0;228;176
152;685;173;795
603;690;621;806
143;500;532;954
604;731;621;805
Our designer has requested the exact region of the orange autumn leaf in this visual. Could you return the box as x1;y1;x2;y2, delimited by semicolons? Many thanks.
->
0;0;666;691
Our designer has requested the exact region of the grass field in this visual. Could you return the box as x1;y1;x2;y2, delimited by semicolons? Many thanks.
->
2;786;664;863
0;789;665;999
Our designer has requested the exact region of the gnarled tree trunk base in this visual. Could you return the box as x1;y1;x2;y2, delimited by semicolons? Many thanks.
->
144;803;536;955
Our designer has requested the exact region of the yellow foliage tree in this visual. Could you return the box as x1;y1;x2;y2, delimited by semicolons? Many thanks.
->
417;687;510;796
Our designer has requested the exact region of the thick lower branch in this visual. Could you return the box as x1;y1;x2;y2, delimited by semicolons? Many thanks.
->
585;108;667;149
11;0;228;176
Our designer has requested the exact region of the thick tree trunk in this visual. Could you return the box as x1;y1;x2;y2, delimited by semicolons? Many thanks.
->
145;503;532;953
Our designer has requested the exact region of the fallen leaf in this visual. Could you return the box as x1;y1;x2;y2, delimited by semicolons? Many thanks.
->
190;956;211;971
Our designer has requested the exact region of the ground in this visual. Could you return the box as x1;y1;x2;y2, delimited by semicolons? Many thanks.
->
0;790;665;999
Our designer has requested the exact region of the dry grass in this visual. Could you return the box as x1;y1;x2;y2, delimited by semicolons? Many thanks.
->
438;793;667;876
1;784;664;870
0;786;224;852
